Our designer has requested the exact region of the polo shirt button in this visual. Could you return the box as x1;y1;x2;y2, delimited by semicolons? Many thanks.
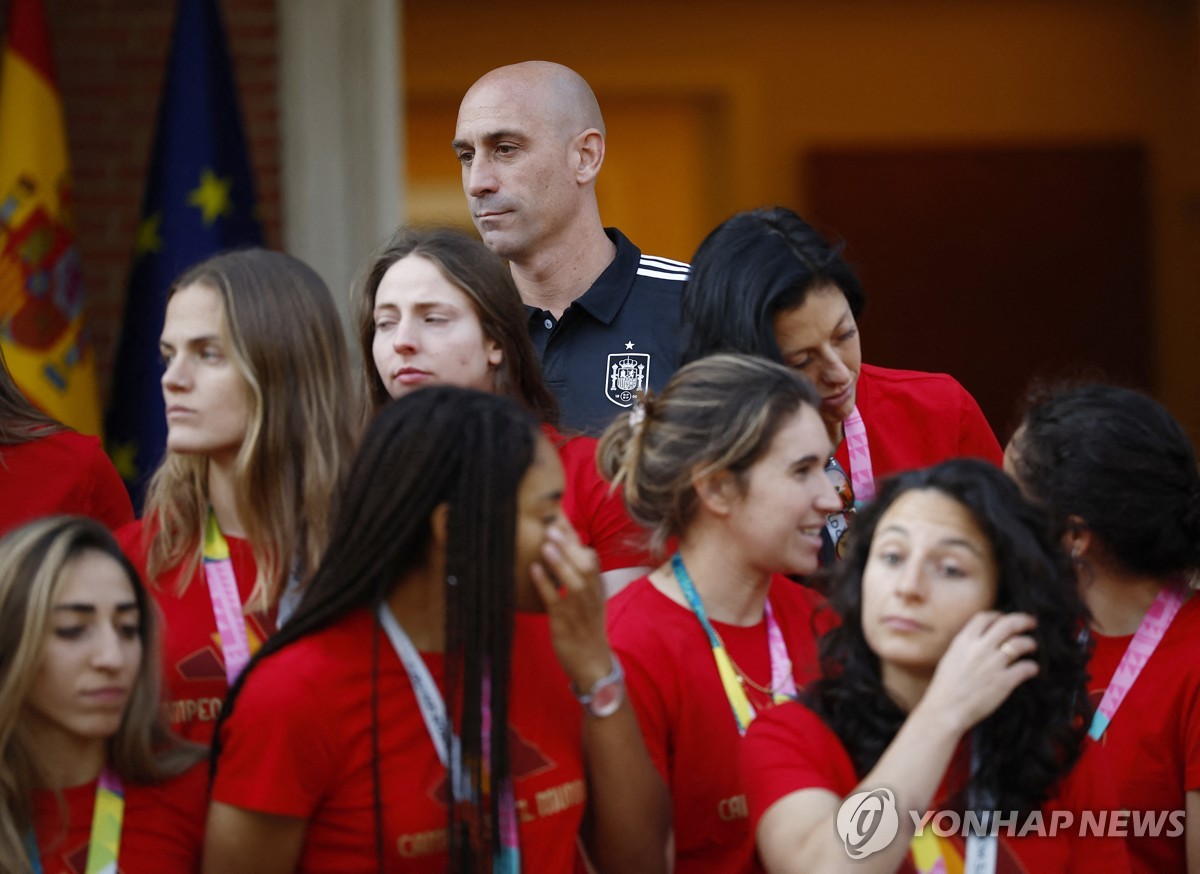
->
543;318;553;330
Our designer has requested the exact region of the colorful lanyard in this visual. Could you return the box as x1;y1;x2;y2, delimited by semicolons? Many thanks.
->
1088;582;1187;741
203;509;254;686
911;744;995;874
26;767;125;874
823;406;874;554
376;604;520;872
670;553;796;736
843;405;875;502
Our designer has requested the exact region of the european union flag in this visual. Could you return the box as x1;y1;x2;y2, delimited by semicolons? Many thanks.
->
105;0;262;507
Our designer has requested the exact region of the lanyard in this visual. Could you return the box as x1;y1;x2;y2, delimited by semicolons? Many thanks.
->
376;604;520;872
26;767;125;874
1088;583;1186;741
203;509;254;686
843;405;875;502
670;553;796;736
911;743;995;874
824;406;874;557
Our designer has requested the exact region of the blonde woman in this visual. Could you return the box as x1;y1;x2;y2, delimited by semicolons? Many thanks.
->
0;516;206;873
597;354;842;872
117;248;357;744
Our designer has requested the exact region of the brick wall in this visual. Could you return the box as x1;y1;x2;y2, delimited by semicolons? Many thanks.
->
1;0;282;404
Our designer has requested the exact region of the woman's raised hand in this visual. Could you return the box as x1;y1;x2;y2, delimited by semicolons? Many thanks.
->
530;521;615;691
919;610;1040;735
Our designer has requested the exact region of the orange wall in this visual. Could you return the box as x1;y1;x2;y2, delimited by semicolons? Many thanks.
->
404;0;1200;439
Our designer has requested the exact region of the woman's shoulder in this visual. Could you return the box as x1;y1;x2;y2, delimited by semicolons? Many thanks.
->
859;362;976;401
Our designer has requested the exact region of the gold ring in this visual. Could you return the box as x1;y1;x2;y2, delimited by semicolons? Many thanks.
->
1000;640;1018;662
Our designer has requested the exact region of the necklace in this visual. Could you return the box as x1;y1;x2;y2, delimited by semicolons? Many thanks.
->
708;624;790;697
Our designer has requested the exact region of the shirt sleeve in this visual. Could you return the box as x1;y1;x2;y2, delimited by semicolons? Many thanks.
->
211;654;334;818
82;435;135;530
954;384;1003;465
742;702;856;832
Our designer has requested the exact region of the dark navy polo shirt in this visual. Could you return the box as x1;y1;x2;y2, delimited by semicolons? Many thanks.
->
526;227;688;436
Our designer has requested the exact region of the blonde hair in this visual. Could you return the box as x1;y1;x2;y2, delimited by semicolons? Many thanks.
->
0;516;202;874
597;354;821;556
140;249;358;611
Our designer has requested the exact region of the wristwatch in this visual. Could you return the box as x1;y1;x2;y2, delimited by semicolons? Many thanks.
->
572;656;625;718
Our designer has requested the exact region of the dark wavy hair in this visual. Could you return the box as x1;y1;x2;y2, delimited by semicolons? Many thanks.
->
807;459;1089;814
213;386;540;872
680;206;866;366
354;225;558;428
1009;383;1200;578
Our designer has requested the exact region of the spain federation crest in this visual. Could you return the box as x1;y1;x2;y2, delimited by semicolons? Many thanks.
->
605;351;649;408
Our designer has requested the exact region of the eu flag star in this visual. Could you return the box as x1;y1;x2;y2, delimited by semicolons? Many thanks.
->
135;213;163;255
187;169;233;225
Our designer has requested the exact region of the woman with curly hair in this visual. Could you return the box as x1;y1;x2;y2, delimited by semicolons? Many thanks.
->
1005;384;1200;873
0;517;205;873
742;459;1128;873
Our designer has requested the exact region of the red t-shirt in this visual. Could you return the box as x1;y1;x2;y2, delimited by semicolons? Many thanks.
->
0;431;133;537
743;701;1130;873
30;762;208;874
212;609;587;873
1087;592;1200;873
544;424;651;571
606;575;833;873
117;520;274;745
833;363;1002;490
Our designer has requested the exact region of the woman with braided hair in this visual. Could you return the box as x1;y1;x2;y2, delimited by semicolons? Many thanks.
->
204;386;669;873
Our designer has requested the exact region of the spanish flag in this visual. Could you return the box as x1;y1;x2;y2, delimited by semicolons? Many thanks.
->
0;0;101;435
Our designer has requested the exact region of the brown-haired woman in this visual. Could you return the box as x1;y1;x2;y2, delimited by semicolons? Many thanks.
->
355;225;651;594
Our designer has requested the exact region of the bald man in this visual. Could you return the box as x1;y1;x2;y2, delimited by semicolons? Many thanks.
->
454;61;688;435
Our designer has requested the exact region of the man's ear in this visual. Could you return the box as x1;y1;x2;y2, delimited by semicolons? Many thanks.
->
692;468;738;518
573;129;605;184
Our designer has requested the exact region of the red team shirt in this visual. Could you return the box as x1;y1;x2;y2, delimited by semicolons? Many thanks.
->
833;364;1002;483
1087;592;1200;873
30;763;207;874
0;431;133;537
544;424;650;571
606;575;833;873
742;701;1130;873
116;521;273;745
212;610;587;873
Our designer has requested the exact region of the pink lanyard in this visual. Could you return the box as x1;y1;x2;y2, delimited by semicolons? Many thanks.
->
843;405;875;502
203;509;252;686
1088;583;1187;740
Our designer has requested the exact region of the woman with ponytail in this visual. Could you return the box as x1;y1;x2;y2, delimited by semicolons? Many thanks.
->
1005;384;1200;873
203;386;669;873
597;354;842;872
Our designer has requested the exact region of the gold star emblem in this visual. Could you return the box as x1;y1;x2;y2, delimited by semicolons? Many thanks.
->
135;213;163;255
108;441;139;481
187;169;233;226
